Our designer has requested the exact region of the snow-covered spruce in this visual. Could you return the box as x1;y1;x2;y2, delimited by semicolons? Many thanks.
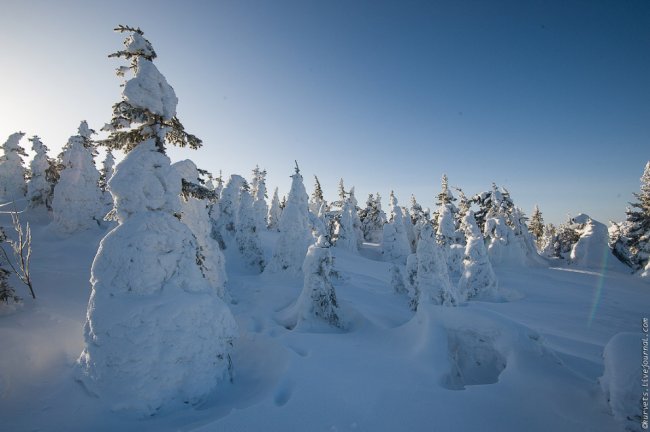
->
214;174;245;247
266;163;313;275
236;180;265;273
0;132;27;202
286;236;343;329
26;135;55;210
458;211;498;301
381;191;411;264
611;161;650;274
268;187;282;231
348;187;364;248
77;26;236;415
51;128;104;233
389;263;408;296
250;165;268;232
359;193;386;243
173;160;229;300
334;198;358;252
411;223;457;310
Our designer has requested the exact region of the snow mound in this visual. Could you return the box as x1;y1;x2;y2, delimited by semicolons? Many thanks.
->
600;332;645;431
570;214;626;271
123;58;177;120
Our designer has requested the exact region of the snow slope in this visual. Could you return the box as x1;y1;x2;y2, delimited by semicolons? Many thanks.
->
1;207;647;432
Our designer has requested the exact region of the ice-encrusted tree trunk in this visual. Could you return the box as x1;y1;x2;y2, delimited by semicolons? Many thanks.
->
268;186;282;231
237;181;265;273
458;211;498;301
51;126;104;233
173;160;229;300
382;191;411;264
26;136;55;210
289;236;343;328
77;26;237;415
0;132;27;202
266;162;313;275
410;224;457;310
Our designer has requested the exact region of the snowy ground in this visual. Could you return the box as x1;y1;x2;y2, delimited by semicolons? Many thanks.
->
1;210;648;432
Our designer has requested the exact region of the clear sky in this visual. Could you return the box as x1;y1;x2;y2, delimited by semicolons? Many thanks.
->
1;0;648;225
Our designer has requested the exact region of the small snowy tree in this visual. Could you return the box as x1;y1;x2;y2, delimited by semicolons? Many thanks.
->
78;26;236;414
348;187;364;247
389;263;408;296
51;125;104;233
359;193;386;243
26;136;55;210
289;236;343;329
334;198;358;252
250;165;268;231
268;186;282;231
99;150;116;191
0;132;28;202
382;191;411;264
412;223;457;309
267;162;313;274
458;211;498;301
214;174;245;247
529;205;544;249
309;175;326;215
611;161;650;273
237;181;265;273
173;160;229;300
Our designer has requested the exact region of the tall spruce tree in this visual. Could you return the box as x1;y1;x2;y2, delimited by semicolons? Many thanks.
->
529;205;544;249
78;26;237;414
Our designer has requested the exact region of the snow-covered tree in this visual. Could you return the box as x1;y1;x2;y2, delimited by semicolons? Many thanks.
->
382;191;411;264
0;228;19;304
436;174;456;207
458;211;498;301
267;162;313;274
214;174;245;247
389;263;408;296
173;160;229;300
529;205;544;249
412;223;457;310
51;126;104;233
250;165;268;231
26;136;55;210
289;236;343;328
309;175;326;215
268;187;282;231
0;132;28;202
99;150;115;191
237;181;265;273
334;198;358;252
213;170;224;199
611;161;650;273
78;26;236;414
348;187;364;247
359;193;386;243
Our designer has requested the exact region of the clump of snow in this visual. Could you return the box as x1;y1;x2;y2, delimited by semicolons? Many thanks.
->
109;140;181;222
123;58;177;120
600;332;644;431
78;141;237;414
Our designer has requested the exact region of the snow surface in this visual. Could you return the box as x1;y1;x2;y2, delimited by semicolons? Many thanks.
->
1;201;648;431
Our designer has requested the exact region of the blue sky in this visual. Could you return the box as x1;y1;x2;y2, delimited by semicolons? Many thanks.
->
1;0;648;225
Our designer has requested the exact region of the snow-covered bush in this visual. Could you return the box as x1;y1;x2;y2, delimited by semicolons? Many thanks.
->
0;132;27;202
78;26;237;415
51;128;104;233
458;211;499;301
267;163;313;275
